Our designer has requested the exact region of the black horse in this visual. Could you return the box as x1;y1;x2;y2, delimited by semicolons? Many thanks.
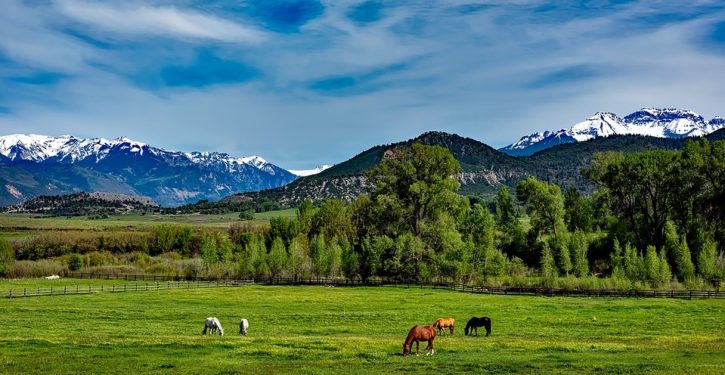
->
464;317;491;336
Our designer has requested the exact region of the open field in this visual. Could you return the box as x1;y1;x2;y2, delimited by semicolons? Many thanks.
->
1;285;723;374
0;210;296;236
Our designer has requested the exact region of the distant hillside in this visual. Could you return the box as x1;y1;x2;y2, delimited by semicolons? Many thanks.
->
0;134;298;207
2;192;159;216
225;129;725;207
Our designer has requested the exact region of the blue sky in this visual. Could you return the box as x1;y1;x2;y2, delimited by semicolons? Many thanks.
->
1;0;724;169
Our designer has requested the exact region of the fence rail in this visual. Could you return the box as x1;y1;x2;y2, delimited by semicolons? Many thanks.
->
3;279;254;299
4;272;724;299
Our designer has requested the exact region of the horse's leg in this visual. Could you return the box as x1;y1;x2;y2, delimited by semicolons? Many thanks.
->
450;325;454;335
416;341;420;356
475;326;478;336
426;339;434;356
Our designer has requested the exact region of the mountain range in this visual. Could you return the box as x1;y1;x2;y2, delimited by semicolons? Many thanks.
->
0;134;298;206
2;108;722;209
225;128;725;208
500;108;723;156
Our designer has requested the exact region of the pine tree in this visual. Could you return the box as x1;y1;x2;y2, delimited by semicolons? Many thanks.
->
623;243;644;281
676;236;695;281
644;245;660;285
610;239;625;279
658;248;671;284
551;231;572;276
540;242;557;280
697;240;718;281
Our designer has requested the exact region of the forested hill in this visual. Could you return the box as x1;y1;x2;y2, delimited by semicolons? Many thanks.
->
224;129;725;208
2;192;159;216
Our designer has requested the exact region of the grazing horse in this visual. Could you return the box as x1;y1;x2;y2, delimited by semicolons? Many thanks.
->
432;317;455;335
202;317;224;336
239;319;249;336
464;317;491;336
402;325;436;356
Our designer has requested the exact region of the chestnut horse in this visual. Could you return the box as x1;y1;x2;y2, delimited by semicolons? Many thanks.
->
402;325;436;356
432;317;455;335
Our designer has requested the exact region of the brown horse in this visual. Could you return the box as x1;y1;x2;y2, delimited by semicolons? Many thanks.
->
402;325;436;356
432;317;455;335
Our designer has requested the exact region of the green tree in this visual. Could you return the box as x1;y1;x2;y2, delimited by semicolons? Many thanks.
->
367;143;461;236
585;150;680;249
644;245;660;285
199;234;218;269
68;253;83;271
623;243;644;281
570;231;589;277
267;237;289;280
564;187;594;232
288;234;309;281
326;237;343;277
269;217;300;247
310;233;328;277
550;234;572;276
341;242;360;281
238;209;255;221
516;177;566;238
610;239;625;279
697;240;718;281
358;236;385;282
312;200;354;243
297;200;315;235
658;248;672;284
540;242;558;280
0;237;13;277
664;221;695;281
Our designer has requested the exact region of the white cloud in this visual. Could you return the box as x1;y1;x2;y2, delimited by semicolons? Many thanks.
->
56;0;265;43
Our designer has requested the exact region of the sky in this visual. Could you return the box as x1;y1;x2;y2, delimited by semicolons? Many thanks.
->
0;0;724;169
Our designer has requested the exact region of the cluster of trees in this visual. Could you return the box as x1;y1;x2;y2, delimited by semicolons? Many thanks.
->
2;140;724;288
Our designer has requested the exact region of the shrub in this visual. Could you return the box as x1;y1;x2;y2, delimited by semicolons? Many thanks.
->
67;253;83;271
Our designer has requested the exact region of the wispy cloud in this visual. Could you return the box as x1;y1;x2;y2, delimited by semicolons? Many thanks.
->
57;0;265;43
1;0;724;169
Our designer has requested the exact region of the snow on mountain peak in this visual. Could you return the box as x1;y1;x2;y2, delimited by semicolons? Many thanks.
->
0;134;281;174
501;108;724;156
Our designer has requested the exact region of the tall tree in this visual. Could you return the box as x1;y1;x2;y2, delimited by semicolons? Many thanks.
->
367;143;461;236
516;177;566;238
267;237;289;280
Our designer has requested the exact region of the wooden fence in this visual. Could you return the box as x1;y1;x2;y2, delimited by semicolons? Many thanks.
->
4;273;724;299
3;279;254;299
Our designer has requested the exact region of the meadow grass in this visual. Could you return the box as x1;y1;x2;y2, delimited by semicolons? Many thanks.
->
0;285;723;374
0;209;297;236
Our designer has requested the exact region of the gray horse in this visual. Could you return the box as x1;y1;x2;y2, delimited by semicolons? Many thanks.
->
239;318;249;336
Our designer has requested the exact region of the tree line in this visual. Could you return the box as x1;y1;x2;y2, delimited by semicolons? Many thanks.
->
1;140;723;288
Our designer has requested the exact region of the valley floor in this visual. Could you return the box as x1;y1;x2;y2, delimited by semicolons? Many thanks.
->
0;284;723;374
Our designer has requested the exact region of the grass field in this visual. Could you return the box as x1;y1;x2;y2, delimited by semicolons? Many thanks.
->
0;209;297;237
1;284;723;374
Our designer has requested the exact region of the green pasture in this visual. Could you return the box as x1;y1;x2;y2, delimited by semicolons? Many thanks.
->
0;209;297;234
0;284;723;374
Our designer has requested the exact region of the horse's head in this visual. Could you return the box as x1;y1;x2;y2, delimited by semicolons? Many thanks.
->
402;342;411;356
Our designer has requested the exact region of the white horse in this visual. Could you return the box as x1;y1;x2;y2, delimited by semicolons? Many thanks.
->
202;317;224;336
239;319;249;336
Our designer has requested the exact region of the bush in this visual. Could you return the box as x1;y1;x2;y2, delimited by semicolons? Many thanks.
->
7;259;66;278
68;253;83;271
0;237;14;277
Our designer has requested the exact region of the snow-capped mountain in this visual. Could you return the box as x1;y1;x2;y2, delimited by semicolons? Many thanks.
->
289;165;332;177
0;134;298;206
501;108;724;156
